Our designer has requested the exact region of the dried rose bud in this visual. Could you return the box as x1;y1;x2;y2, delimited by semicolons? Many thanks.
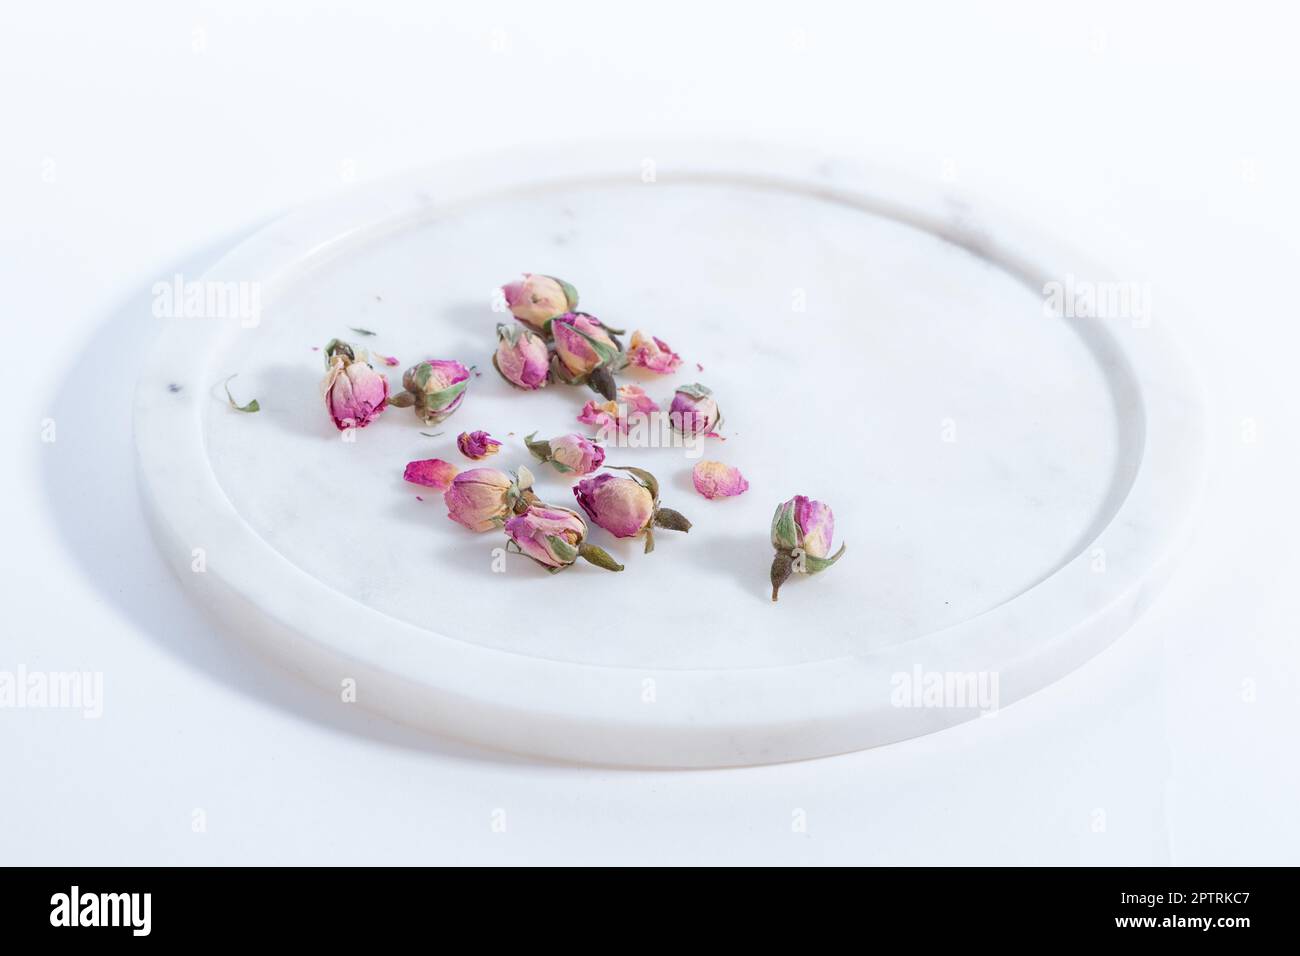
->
669;383;721;437
493;324;550;391
389;359;470;425
503;502;624;573
501;274;578;333
692;460;749;499
770;495;846;601
444;465;537;532
626;330;682;374
457;430;502;461
403;458;459;492
321;339;389;430
525;432;605;476
550;312;625;400
573;466;691;554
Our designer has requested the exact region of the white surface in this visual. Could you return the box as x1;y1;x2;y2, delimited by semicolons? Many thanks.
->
134;148;1204;765
2;0;1298;859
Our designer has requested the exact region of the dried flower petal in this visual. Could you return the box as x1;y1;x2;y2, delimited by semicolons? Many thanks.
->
692;460;749;499
577;398;621;433
403;458;459;492
576;386;659;435
618;384;659;415
627;330;682;374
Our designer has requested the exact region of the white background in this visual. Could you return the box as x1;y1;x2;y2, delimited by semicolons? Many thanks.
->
2;1;1297;864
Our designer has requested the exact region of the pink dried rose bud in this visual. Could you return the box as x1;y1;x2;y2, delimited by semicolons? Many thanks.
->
457;430;502;460
503;503;624;573
769;495;846;602
669;383;721;437
525;432;605;476
573;466;691;554
321;339;389;430
388;359;470;425
692;460;749;499
550;312;625;400
493;324;550;391
403;458;459;492
501;274;578;333
626;330;682;374
444;465;537;533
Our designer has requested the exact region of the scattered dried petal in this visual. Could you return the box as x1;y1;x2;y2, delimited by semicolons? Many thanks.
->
627;330;682;374
692;461;749;499
403;458;459;492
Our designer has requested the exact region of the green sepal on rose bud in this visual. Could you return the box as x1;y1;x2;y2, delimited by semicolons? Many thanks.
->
577;543;624;572
524;432;553;464
652;507;692;533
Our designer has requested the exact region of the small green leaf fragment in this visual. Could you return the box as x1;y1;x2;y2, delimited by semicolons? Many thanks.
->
222;374;260;413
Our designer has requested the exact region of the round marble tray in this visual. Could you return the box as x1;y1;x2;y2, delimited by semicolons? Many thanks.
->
133;145;1204;767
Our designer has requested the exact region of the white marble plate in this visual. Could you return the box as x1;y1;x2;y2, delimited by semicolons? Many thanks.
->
133;145;1205;767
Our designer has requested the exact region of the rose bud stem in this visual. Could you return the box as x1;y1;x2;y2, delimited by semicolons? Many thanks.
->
652;507;692;533
588;366;617;401
578;543;624;572
771;551;795;602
